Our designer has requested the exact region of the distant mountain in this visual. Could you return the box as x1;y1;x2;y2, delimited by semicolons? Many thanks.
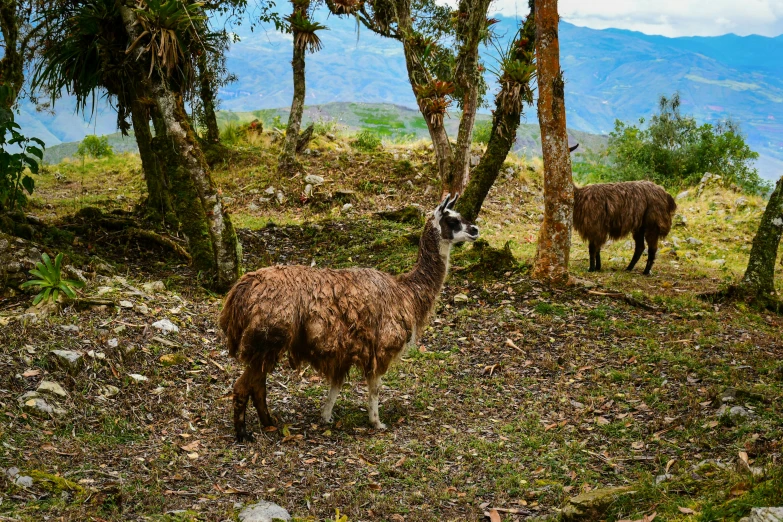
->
20;15;783;180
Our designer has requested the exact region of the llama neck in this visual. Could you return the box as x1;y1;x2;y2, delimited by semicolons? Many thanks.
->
400;217;449;328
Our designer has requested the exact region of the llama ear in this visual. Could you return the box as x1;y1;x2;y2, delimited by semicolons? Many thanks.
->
446;193;459;210
436;193;451;214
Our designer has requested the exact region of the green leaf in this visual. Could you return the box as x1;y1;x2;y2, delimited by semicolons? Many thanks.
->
30;137;46;148
60;283;76;299
42;253;55;278
28;269;50;282
54;253;64;273
33;291;45;306
21;279;48;289
27;146;44;160
51;288;60;303
63;278;85;289
22;175;35;195
23;156;39;174
42;287;53;303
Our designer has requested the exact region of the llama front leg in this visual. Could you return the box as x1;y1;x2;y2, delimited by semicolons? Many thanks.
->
588;242;597;272
595;245;602;271
233;367;254;443
251;369;275;428
321;382;341;423
366;375;386;430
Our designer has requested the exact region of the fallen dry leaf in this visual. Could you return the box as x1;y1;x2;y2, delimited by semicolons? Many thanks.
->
595;416;610;425
678;507;695;514
23;369;41;377
180;440;200;452
488;509;501;522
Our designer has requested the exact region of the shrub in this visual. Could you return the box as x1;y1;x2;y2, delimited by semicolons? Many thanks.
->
21;252;85;305
77;135;113;159
472;120;492;144
606;93;768;194
0;85;44;211
352;130;382;151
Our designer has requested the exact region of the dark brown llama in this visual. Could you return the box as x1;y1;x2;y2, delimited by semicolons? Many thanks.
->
219;195;478;442
573;180;677;274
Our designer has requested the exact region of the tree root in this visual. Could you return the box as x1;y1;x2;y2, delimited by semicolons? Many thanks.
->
698;285;782;314
585;289;661;312
295;123;315;153
119;228;192;262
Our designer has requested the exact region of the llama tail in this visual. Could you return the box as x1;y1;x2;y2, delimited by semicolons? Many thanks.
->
218;275;257;358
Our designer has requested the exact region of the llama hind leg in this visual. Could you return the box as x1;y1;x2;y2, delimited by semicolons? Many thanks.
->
627;228;646;271
366;375;386;430
643;229;660;275
321;383;341;423
250;369;275;427
588;242;597;272
233;368;254;443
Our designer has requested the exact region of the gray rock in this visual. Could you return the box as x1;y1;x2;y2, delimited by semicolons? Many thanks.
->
100;385;120;398
18;391;66;417
238;500;291;522
714;259;726;267
470;154;481;167
119;300;133;308
304;184;313;197
15;475;33;488
676;190;690;200
135;303;150;315
60;324;79;333
128;373;149;383
341;203;353;212
735;197;748;209
686;237;703;245
107;338;119;349
37;380;68;398
142;281;166;293
453;293;469;303
739;507;783;522
151;319;179;335
248;203;259;212
655;473;673;485
6;467;19;479
264;186;276;195
304;174;325;186
50;350;84;374
561;486;635;521
721;405;753;426
276;190;285;205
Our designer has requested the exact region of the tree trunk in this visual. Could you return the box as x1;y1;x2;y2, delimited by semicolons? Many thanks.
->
741;175;783;296
456;84;525;223
457;7;535;221
279;36;307;172
0;0;24;106
197;52;221;144
129;96;176;224
119;4;241;291
531;0;573;285
450;0;492;196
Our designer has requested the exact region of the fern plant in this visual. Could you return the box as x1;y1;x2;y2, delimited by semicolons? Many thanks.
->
21;253;85;305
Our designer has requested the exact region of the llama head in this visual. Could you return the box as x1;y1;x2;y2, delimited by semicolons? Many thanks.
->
433;193;479;244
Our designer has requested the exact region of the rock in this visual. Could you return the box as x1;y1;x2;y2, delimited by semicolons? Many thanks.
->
222;197;235;205
37;380;68;398
304;174;325;186
119;300;133;308
50;350;84;374
135;303;150;315
720;405;753;426
560;486;635;521
470;154;481;166
609;257;624;263
655;473;673;485
6;467;19;479
100;385;120;398
160;353;187;366
341;203;353;212
96;286;114;296
772;217;783;227
128;374;148;383
673;214;687;227
248;203;259;212
60;325;79;333
686;237;703;246
714;259;726;267
453;293;469;303
304;184;313;197
676;190;690;200
18;391;66;418
15;475;33;488
264;186;276;195
107;338;119;349
325;133;336;141
238;500;291;522
738;507;783;522
151;319;179;335
735;197;748;209
142;281;166;293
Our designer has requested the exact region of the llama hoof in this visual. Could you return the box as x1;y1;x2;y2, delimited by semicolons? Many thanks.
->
321;413;333;424
236;431;255;443
372;422;387;430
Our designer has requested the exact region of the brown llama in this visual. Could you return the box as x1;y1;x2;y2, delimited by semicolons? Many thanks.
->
573;180;677;274
219;194;478;442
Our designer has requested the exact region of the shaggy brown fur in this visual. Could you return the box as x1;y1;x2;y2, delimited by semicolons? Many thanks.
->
219;196;477;441
573;181;676;274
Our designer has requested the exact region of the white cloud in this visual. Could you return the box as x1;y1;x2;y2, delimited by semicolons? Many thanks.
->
488;0;783;37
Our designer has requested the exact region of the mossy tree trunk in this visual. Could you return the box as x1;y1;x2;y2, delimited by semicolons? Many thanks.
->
0;0;24;106
120;4;241;291
741;175;783;297
456;5;535;222
129;96;177;224
532;0;573;285
279;26;307;173
450;0;492;196
197;52;221;145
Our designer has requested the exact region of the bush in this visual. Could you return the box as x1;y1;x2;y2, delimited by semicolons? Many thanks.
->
0;85;44;211
472;120;492;144
77;135;113;159
605;93;768;194
352;130;382;152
